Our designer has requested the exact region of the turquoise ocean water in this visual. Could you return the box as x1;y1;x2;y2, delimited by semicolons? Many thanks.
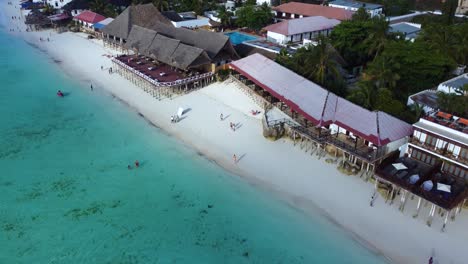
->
0;29;388;263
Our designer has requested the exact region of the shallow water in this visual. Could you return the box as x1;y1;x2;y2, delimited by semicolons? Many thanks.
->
0;30;388;263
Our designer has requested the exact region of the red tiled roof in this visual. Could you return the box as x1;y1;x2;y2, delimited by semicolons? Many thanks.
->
74;10;106;24
273;2;354;21
230;54;413;146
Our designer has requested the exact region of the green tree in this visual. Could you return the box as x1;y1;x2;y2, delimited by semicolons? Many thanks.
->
245;0;256;6
330;18;373;67
217;6;233;29
437;92;468;116
276;36;345;95
42;4;56;15
368;41;455;99
374;88;405;117
441;0;458;25
90;0;117;17
152;0;169;11
346;81;377;109
236;3;272;30
364;16;391;60
364;55;400;90
351;7;370;21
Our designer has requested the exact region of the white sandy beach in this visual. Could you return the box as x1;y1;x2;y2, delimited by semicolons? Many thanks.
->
4;3;468;263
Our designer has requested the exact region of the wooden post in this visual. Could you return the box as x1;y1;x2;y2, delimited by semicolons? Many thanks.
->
399;190;407;212
442;210;450;232
427;204;436;227
413;197;422;218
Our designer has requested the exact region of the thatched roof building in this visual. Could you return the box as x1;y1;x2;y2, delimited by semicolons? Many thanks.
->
102;3;172;40
148;22;235;61
124;24;236;70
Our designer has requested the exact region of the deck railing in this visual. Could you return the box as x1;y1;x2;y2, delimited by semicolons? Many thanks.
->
112;58;213;87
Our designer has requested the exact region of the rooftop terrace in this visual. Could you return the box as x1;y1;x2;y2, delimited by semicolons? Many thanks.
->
422;111;468;136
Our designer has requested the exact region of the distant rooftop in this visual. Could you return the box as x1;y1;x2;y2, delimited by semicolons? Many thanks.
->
410;90;439;109
273;2;354;21
442;74;468;91
329;0;383;10
389;22;421;39
264;16;340;36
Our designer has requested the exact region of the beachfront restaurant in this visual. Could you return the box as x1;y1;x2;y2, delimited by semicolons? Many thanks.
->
229;53;413;173
375;153;468;231
110;26;220;99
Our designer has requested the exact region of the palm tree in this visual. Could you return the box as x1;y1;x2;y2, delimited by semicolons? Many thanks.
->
217;6;232;29
307;35;340;86
365;55;400;90
347;81;377;109
364;17;390;60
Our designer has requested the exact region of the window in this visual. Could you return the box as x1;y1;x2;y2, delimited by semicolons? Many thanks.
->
425;135;437;147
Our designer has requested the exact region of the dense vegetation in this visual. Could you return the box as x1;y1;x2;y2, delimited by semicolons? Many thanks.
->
277;5;468;122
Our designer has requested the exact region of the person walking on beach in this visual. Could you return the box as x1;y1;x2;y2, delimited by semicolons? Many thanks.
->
90;84;93;91
101;65;103;70
220;113;223;121
233;154;237;164
428;257;433;264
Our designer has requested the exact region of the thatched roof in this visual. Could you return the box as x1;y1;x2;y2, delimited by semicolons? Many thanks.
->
149;21;236;60
125;26;157;54
102;3;171;40
129;25;212;70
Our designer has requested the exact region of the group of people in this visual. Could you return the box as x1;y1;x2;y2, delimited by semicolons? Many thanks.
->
39;37;49;42
229;122;237;132
127;160;140;170
170;115;180;123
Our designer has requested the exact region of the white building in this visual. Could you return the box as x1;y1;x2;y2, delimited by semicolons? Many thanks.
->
437;74;468;95
328;0;383;17
264;16;340;45
43;0;72;9
457;0;468;15
408;115;468;179
407;73;468;113
162;11;211;28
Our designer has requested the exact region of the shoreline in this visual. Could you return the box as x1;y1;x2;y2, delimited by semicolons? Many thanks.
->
4;3;468;264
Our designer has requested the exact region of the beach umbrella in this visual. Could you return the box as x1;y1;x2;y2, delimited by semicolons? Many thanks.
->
422;180;433;191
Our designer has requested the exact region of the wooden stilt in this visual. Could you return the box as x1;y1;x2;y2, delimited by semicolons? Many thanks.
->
442;210;450;232
413;197;422;218
427;204;436;227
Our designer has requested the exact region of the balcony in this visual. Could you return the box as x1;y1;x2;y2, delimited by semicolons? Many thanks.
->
409;138;468;166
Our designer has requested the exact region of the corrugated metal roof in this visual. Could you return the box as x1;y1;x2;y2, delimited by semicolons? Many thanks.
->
230;53;413;146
